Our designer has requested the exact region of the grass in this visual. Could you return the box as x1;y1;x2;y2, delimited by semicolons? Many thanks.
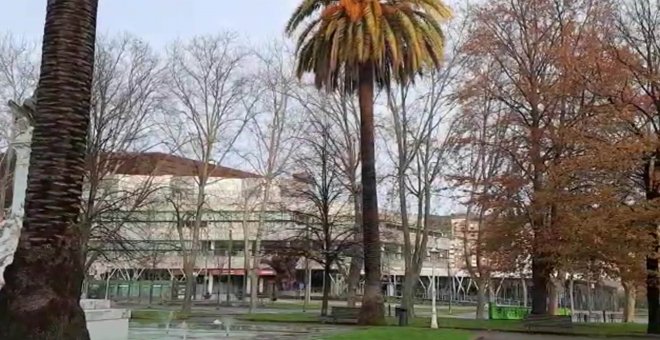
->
240;311;648;337
432;317;647;336
131;309;181;321
269;301;323;310
130;308;226;321
238;312;319;323
324;328;471;340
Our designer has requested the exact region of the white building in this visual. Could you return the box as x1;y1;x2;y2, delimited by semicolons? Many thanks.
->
83;152;483;302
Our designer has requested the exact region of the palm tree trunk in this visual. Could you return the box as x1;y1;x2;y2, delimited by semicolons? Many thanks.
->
0;0;98;338
357;62;384;325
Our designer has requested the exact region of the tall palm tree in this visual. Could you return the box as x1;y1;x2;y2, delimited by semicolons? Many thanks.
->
0;0;99;338
286;0;451;325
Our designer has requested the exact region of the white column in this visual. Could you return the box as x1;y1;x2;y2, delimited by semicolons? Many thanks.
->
10;128;32;216
208;242;215;295
0;100;33;288
207;274;214;295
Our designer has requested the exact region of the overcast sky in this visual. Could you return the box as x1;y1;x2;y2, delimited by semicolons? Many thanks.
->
0;1;300;46
0;0;459;215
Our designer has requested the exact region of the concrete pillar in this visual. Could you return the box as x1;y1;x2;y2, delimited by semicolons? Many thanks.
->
10;125;31;216
207;274;214;295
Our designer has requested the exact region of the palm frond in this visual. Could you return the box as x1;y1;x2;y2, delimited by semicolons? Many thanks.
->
287;0;452;92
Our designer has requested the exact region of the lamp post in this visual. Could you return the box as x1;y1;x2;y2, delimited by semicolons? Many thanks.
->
429;246;439;329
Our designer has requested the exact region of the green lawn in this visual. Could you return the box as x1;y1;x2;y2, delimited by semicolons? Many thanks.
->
131;309;181;321
268;301;323;310
432;317;646;336
239;312;647;337
324;328;471;340
238;312;319;323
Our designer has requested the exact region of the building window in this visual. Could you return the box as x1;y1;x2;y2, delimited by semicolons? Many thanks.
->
170;176;195;200
184;220;208;228
97;177;120;200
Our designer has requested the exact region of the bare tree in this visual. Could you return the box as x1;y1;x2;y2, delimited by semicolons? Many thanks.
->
292;84;363;306
284;117;358;316
237;182;262;302
161;33;253;314
238;42;301;313
81;34;165;274
450;64;510;318
0;34;165;286
382;22;466;314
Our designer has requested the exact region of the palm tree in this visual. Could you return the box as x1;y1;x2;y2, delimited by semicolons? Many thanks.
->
0;0;99;338
286;0;451;325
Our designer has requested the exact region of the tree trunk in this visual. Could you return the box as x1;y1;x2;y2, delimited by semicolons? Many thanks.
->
356;62;384;325
646;154;660;333
531;256;550;315
569;275;575;315
623;282;636;323
548;284;557;315
346;191;362;307
648;254;660;332
250;179;272;313
476;279;487;320
182;260;195;314
149;280;154;306
321;261;332;316
346;256;362;307
548;277;558;315
0;0;98;338
587;279;593;314
522;276;528;308
242;211;251;302
646;229;660;334
249;268;259;311
401;270;418;318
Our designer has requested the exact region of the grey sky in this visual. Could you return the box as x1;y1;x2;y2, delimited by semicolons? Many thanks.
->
0;1;300;46
0;0;459;214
